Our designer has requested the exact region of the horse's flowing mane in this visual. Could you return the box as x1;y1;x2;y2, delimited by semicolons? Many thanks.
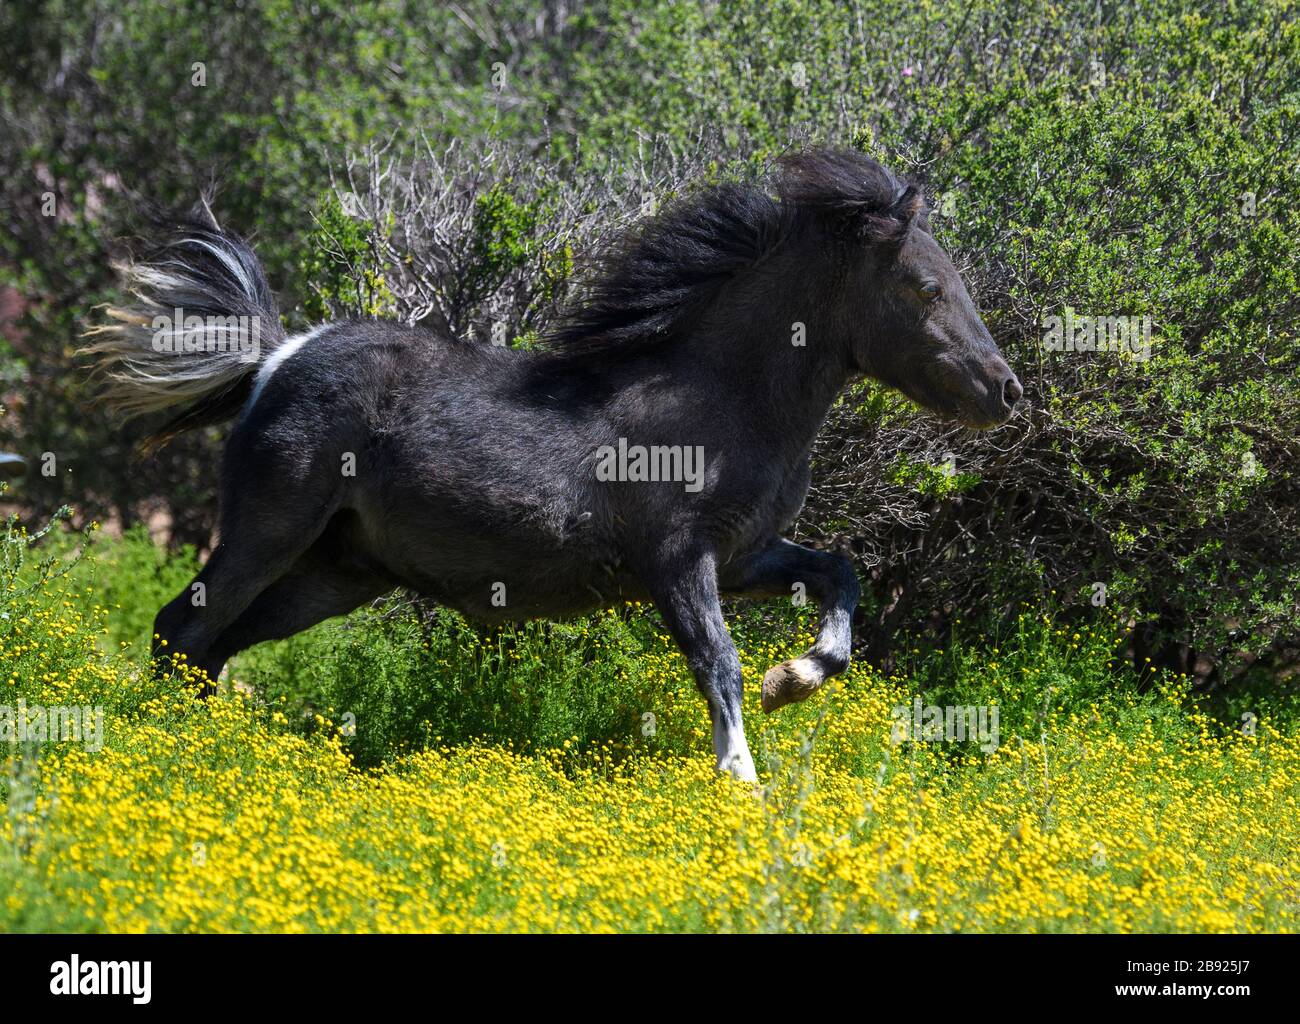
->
544;147;922;359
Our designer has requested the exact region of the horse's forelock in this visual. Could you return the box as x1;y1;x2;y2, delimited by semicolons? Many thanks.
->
776;147;926;243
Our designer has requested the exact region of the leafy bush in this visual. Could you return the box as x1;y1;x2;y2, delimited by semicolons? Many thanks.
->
239;598;682;767
3;0;1297;684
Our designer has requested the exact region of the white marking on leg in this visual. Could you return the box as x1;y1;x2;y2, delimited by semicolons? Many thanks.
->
714;718;757;783
787;657;824;687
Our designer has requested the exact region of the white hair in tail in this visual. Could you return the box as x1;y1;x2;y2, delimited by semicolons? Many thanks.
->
81;206;287;425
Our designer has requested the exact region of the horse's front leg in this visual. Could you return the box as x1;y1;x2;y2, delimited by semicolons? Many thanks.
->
641;546;757;782
720;538;861;713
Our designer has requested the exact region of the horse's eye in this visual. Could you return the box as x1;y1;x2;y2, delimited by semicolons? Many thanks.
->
917;282;942;302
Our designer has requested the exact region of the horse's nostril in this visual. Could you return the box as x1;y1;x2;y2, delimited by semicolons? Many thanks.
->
1002;375;1023;410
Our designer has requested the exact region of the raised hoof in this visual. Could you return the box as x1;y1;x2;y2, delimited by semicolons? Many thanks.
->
761;658;823;714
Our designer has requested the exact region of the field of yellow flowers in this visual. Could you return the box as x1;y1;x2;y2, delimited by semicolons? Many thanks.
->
2;519;1298;933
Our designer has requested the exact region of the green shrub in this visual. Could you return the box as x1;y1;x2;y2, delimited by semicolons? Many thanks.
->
4;0;1297;685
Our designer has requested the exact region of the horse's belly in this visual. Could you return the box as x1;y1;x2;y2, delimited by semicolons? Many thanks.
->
423;559;646;623
369;514;641;623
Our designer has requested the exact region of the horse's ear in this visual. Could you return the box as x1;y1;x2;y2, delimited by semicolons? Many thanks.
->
891;183;926;221
862;183;926;250
909;196;933;235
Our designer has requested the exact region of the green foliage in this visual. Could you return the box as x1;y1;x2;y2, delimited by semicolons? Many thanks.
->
300;192;395;321
2;0;1297;682
0;495;80;612
455;183;542;318
8;525;1271;767
0;0;558;539
242;600;675;768
862;56;1300;671
78;525;201;656
887;452;981;499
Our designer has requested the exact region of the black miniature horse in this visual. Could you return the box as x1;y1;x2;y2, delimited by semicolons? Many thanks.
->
86;148;1020;782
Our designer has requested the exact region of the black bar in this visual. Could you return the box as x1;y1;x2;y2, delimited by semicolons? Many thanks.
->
0;933;1292;1011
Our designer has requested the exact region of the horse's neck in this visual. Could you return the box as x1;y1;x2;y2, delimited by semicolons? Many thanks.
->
671;313;851;465
703;257;852;441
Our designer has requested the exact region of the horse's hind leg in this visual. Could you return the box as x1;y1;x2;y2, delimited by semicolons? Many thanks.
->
197;538;394;682
152;436;344;691
154;530;336;691
719;538;861;714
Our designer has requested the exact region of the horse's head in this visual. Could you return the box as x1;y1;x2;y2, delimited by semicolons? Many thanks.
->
859;206;1021;429
780;149;1021;429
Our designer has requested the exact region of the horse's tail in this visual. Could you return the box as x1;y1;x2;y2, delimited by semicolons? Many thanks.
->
81;202;286;449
